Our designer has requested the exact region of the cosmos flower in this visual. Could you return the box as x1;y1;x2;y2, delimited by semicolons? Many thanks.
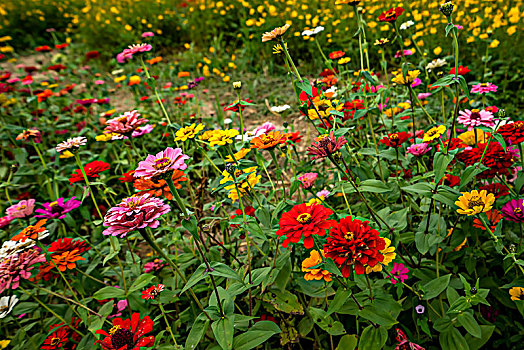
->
0;249;46;293
457;109;494;130
102;194;171;237
262;24;291;42
35;197;81;220
95;313;155;350
501;199;524;223
134;147;189;180
301;250;332;282
277;203;334;249
55;137;87;153
455;190;495;216
5;199;35;219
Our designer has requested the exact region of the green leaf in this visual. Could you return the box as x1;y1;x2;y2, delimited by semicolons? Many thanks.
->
336;334;358;350
464;325;495;350
296;80;313;97
127;274;155;295
185;314;210;350
263;289;304;315
362;70;377;87
359;305;398;328
232;321;281;350
310;308;346;336
103;237;120;266
457;312;481;338
422;274;451;300
181;263;207;294
212;316;234;350
93;286;125;300
439;328;470;350
323;258;343;277
358;325;387;350
327;289;352;315
459;165;486;189
458;75;470;98
359;179;391;193
210;262;242;282
401;182;434;197
433;151;454;183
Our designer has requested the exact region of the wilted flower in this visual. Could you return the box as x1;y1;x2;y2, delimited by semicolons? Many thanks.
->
455;190;495;216
102;194;171;238
6;199;35;219
134;147;189;180
439;1;455;17
35;197;81;220
262;24;291;42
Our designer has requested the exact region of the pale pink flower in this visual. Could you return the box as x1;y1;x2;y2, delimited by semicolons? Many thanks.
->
105;110;149;135
134;147;189;179
6;199;35;219
457;109;494;130
418;92;431;100
253;122;276;137
298;173;318;189
55;136;87;153
471;82;498;94
132;124;154;138
0;249;46;293
406;143;432;156
95;80;105;85
102;194;171;237
316;190;330;198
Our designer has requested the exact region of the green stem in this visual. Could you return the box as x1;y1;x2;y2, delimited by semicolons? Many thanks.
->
158;303;178;347
73;153;103;220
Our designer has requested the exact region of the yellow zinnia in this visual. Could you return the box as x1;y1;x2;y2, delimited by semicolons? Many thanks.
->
509;287;524;301
175;123;205;141
366;238;396;273
391;70;421;85
220;167;261;202
225;148;251;162
455;190;495;216
208;129;239;147
423;125;446;143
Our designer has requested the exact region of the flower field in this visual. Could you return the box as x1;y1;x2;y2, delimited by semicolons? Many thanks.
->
1;0;524;349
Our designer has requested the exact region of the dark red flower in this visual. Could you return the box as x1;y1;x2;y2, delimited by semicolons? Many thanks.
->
343;100;365;120
69;160;110;185
323;216;386;277
41;327;70;349
86;51;100;60
378;7;404;22
276;203;334;249
438;137;467;152
49;238;91;255
497;121;524;145
319;68;338;77
95;313;155;350
379;131;411;148
119;170;136;183
478;182;509;199
328;51;345;59
48;64;67;72
449;65;470;75
36;45;52;52
438;174;461;187
456;142;514;179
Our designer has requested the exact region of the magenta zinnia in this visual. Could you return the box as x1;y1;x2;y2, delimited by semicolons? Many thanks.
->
102;194;171;237
35;197;81;220
134;147;189;180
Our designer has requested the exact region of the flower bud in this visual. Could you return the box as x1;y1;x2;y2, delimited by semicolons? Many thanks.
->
497;109;506;118
226;163;236;175
439;2;455;17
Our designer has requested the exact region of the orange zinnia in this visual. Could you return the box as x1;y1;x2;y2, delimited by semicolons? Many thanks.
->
52;249;86;271
134;170;188;200
301;250;332;282
250;131;285;150
11;219;48;242
472;209;503;232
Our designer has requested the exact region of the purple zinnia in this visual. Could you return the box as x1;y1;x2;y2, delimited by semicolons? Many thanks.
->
102;194;171;237
307;131;347;160
501;199;524;223
34;197;81;220
390;262;409;284
134;147;189;180
0;249;46;293
6;199;35;219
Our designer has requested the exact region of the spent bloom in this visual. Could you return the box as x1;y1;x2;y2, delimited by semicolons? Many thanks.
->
134;147;189;180
103;194;171;237
307;131;347;160
458;109;494;130
298;173;318;189
6;199;35;219
262;24;291;42
390;263;409;284
501;199;524;223
407;143;432;156
105;110;149;136
471;82;498;94
35;197;81;220
455;190;495;216
55;137;87;153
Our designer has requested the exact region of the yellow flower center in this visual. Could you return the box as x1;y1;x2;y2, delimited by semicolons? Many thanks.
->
297;213;312;224
153;157;171;169
49;201;58;207
50;338;61;346
109;325;121;335
344;231;354;240
515;207;522;214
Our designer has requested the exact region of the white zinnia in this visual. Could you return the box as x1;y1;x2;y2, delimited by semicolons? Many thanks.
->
400;20;415;30
0;295;19;319
270;105;291;113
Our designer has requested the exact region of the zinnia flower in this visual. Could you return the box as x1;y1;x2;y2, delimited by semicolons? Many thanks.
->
395;328;424;350
141;284;165;300
220;167;261;202
144;259;165;273
134;170;187;200
35;197;81;220
380;132;411;148
5;199;35;218
497;121;524;145
208;129;240;147
0;295;19;319
105;110;149;136
450;65;470;75
0;240;35;261
509;287;524;301
262;24;291;42
390;263;409;284
55;137;87;153
455;190;495;216
250;131;286;150
117;43;153;63
69;160;110;184
378;7;405;22
471;82;498;94
51;250;86;271
456;142;514;179
10;219;49;242
329;51;345;59
407;143;432;156
102;194;171;237
49;238;90;255
423;125;446;143
225;148;251;163
501;199;524;223
16;129;41;143
301;250;332;282
323;216;385;277
277;203;334;249
175;123;205;141
365;237;396;273
392;70;420;85
0;249;46;293
298;173;318;189
457;109;494;130
307;131;347;160
95;313;155;350
134;147;189;180
472;209;503;232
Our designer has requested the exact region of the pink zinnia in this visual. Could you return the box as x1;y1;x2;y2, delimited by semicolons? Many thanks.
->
142;32;155;38
6;199;35;219
457;109;494;130
144;259;165;273
117;43;153;63
298;173;318;189
132;124;154;138
105;110;149;135
411;78;422;88
55;136;87;153
394;49;413;58
102;194;171;237
307;131;347;160
471;82;498;94
134;147;189;179
390;263;409;284
406;143;432;156
0;249;46;293
0;216;13;229
418;92;432;100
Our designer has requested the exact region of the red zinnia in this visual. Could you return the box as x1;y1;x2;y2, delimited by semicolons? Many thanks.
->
119;170;135;183
456;142;514;179
343;100;365;120
86;50;100;60
69;160;110;184
472;209;503;232
95;313;155;350
283;131;302;144
379;131;410;148
224;98;253;113
323;216;386;277
497;121;524;145
41;328;70;349
141;284;165;300
478;182;510;199
438;137;467;152
329;51;345;60
55;43;69;50
36;45;52;52
438;174;461;187
449;65;470;75
378;7;404;22
49;238;90;255
276;203;334;249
